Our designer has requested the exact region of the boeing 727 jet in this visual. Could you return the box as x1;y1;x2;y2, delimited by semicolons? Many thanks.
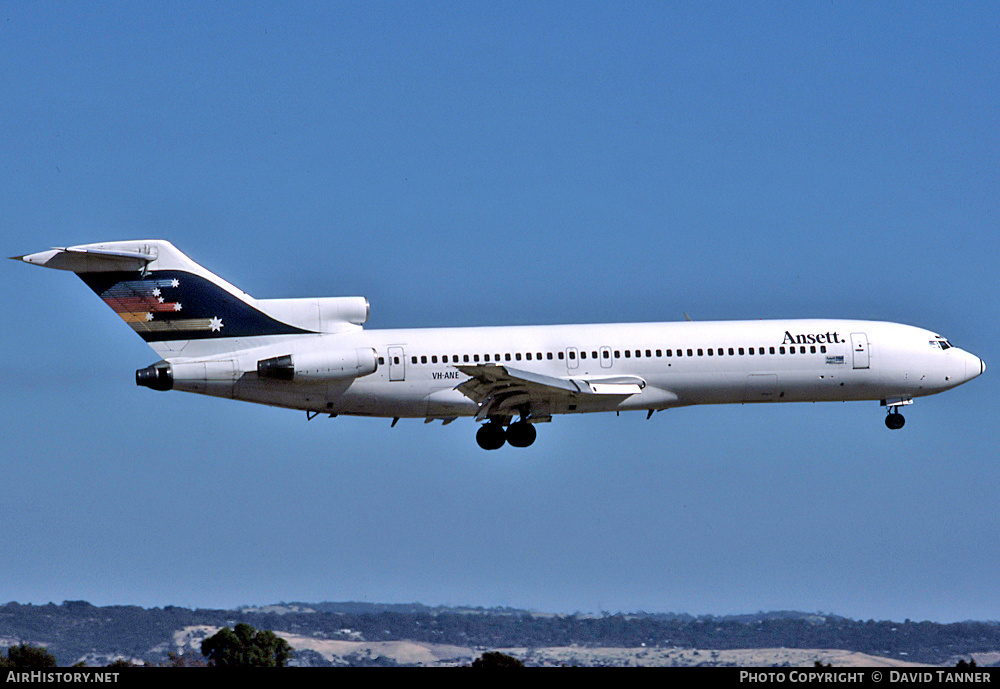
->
14;240;985;449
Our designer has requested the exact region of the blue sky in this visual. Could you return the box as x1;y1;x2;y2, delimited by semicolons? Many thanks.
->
2;2;998;623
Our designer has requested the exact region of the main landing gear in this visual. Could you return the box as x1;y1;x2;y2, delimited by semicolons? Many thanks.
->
476;419;537;450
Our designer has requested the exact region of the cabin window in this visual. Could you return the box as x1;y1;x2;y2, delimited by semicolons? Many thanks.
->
568;351;576;359
675;349;681;357
538;352;543;360
810;346;816;353
516;353;522;361
432;356;438;363
547;352;553;360
738;348;744;355
614;350;621;358
820;345;826;353
697;348;703;356
505;353;512;361
603;350;610;359
579;351;586;359
687;349;693;357
666;349;672;357
526;352;533;360
655;349;662;357
558;352;565;360
420;356;427;364
624;350;631;358
707;348;713;356
378;357;385;365
635;350;641;358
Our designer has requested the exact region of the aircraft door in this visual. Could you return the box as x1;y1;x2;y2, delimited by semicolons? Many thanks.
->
851;333;870;369
565;347;579;370
388;346;406;381
599;346;613;369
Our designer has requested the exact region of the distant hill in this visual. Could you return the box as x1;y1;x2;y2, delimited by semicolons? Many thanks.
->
1;601;997;667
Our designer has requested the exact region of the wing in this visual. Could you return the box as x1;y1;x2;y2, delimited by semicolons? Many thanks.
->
454;364;647;421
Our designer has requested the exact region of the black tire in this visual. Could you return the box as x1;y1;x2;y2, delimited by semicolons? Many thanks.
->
885;413;905;430
506;421;537;448
476;423;506;450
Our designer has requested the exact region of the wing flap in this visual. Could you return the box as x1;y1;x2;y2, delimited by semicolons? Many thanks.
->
455;364;649;420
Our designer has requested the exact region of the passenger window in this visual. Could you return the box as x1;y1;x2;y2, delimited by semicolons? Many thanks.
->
463;354;470;363
568;351;575;359
738;348;744;355
516;353;522;360
655;349;662;357
707;348;713;356
526;352;533;360
820;345;826;353
505;353;512;361
378;357;385;365
558;352;564;360
687;349;693;357
473;354;480;362
421;356;427;364
698;349;704;356
728;348;734;355
624;350;631;358
580;351;586;359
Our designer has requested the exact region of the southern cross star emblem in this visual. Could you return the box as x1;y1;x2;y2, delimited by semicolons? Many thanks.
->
208;316;223;332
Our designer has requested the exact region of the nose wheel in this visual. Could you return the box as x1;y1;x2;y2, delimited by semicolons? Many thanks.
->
885;411;905;430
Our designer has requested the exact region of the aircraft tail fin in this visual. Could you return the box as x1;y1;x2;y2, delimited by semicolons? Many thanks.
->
14;240;368;357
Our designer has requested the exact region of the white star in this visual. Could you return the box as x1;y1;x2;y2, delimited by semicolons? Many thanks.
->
157;297;165;303
208;316;223;332
145;313;154;321
152;288;161;297
170;279;180;288
174;303;182;311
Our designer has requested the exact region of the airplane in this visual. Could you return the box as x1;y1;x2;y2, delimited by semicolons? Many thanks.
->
13;240;985;449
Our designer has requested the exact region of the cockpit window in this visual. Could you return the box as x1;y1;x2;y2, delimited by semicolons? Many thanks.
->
929;337;953;350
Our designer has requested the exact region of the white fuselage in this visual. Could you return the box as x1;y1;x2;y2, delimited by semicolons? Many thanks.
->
177;318;984;419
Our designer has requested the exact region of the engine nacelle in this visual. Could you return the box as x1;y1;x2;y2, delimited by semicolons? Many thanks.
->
257;348;378;382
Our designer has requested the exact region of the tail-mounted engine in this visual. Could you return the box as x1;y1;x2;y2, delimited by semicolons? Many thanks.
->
256;348;378;382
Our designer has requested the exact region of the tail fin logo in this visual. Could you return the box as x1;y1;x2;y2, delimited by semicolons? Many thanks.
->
81;270;309;342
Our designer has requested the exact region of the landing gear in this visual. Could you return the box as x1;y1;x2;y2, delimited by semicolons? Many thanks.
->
506;420;537;448
476;422;507;450
885;411;906;430
475;419;537;450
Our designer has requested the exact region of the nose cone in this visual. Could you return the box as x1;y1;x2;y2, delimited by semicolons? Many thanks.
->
964;351;985;383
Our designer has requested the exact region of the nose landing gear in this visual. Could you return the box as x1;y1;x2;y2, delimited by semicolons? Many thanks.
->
885;411;906;430
881;397;912;431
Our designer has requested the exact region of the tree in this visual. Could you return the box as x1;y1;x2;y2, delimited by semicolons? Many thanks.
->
201;623;293;667
1;644;58;668
471;651;524;668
